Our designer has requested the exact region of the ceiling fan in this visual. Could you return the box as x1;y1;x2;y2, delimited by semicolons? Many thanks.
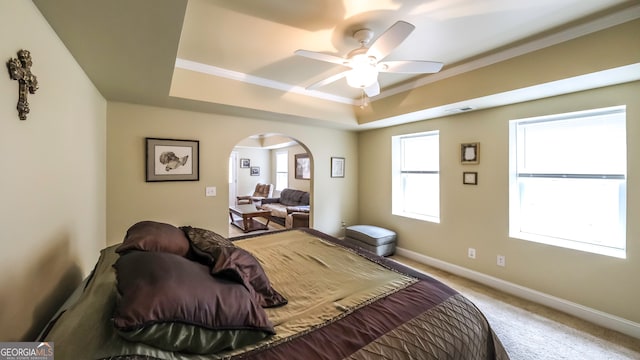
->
295;20;444;98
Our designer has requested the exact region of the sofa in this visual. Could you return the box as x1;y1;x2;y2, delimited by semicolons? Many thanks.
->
261;188;310;227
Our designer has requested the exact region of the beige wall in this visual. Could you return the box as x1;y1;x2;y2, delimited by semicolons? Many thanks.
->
107;102;358;243
234;147;272;198
280;144;311;194
0;2;107;340
358;81;640;323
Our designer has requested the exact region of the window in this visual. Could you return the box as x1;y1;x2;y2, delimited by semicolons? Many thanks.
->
275;151;288;191
392;131;440;223
509;106;626;258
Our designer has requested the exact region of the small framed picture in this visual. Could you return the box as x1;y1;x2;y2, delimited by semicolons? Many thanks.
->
331;157;345;178
240;158;250;168
146;138;199;182
295;153;311;180
463;172;478;185
461;143;480;164
250;166;260;176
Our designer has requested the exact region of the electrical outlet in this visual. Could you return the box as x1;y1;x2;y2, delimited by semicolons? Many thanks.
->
205;187;216;197
497;255;506;267
468;248;476;259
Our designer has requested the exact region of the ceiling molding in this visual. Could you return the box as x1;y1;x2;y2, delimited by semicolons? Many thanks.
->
375;3;640;102
177;4;639;107
358;63;640;130
175;58;357;105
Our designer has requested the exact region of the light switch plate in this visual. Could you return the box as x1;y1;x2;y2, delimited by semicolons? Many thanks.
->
205;187;216;197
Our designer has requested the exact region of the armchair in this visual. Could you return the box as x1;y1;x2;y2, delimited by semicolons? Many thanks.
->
285;207;310;229
236;183;273;206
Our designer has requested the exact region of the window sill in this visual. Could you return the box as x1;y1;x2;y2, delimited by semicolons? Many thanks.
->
393;211;440;224
510;231;626;259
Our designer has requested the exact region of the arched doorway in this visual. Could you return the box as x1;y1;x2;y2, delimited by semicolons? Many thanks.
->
228;133;312;236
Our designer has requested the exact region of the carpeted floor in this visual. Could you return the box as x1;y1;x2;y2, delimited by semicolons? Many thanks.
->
391;255;640;360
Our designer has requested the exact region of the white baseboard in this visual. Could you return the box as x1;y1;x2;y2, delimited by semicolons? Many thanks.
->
396;247;640;340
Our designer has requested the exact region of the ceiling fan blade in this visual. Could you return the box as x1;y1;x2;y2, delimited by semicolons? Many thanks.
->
367;21;415;61
363;81;380;97
378;60;444;74
306;71;349;90
294;49;349;67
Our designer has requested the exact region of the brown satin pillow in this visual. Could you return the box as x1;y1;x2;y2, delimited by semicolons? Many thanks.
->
212;246;288;308
179;225;286;308
180;226;235;264
115;221;190;256
113;251;275;354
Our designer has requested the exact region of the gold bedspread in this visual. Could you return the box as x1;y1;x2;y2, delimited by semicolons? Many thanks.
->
44;230;416;360
236;230;416;342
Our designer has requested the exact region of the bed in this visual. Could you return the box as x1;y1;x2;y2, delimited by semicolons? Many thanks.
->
39;222;509;360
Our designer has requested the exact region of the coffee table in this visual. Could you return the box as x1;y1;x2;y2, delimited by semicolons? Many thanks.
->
229;204;272;233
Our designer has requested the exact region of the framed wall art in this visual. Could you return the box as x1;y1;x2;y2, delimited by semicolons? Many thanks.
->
461;142;480;164
250;166;260;176
331;157;345;178
146;138;199;182
240;158;250;168
295;153;311;180
463;172;478;185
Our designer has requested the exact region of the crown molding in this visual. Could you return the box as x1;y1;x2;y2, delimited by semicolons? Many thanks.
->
174;58;357;105
375;3;640;101
175;4;640;107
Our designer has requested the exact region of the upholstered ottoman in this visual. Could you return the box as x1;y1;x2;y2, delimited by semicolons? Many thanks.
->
344;225;397;257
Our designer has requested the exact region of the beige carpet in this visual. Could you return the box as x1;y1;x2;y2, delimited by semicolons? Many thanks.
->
391;255;640;360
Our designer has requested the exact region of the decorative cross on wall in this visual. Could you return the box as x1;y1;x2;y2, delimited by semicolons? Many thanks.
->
7;49;38;120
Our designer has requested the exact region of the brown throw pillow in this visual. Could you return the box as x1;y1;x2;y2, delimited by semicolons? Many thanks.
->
180;226;236;265
115;221;190;256
180;226;287;308
113;251;274;354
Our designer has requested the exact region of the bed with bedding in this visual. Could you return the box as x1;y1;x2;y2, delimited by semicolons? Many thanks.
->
39;221;509;359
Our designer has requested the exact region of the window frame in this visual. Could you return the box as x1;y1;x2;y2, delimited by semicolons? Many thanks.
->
508;106;627;258
275;150;288;191
391;130;440;223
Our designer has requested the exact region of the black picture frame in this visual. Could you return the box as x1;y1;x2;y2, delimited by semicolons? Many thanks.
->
240;158;250;168
461;143;480;164
250;166;260;176
463;171;478;185
295;153;311;180
146;138;199;182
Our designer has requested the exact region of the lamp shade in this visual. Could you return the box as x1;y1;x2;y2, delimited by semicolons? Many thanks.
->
346;54;378;88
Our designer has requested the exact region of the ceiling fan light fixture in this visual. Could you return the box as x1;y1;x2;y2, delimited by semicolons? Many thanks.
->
346;54;378;89
295;21;443;93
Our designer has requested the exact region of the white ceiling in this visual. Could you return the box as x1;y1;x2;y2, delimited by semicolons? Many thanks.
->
33;0;639;130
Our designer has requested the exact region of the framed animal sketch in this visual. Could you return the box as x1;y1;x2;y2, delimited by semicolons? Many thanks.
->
146;138;199;182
